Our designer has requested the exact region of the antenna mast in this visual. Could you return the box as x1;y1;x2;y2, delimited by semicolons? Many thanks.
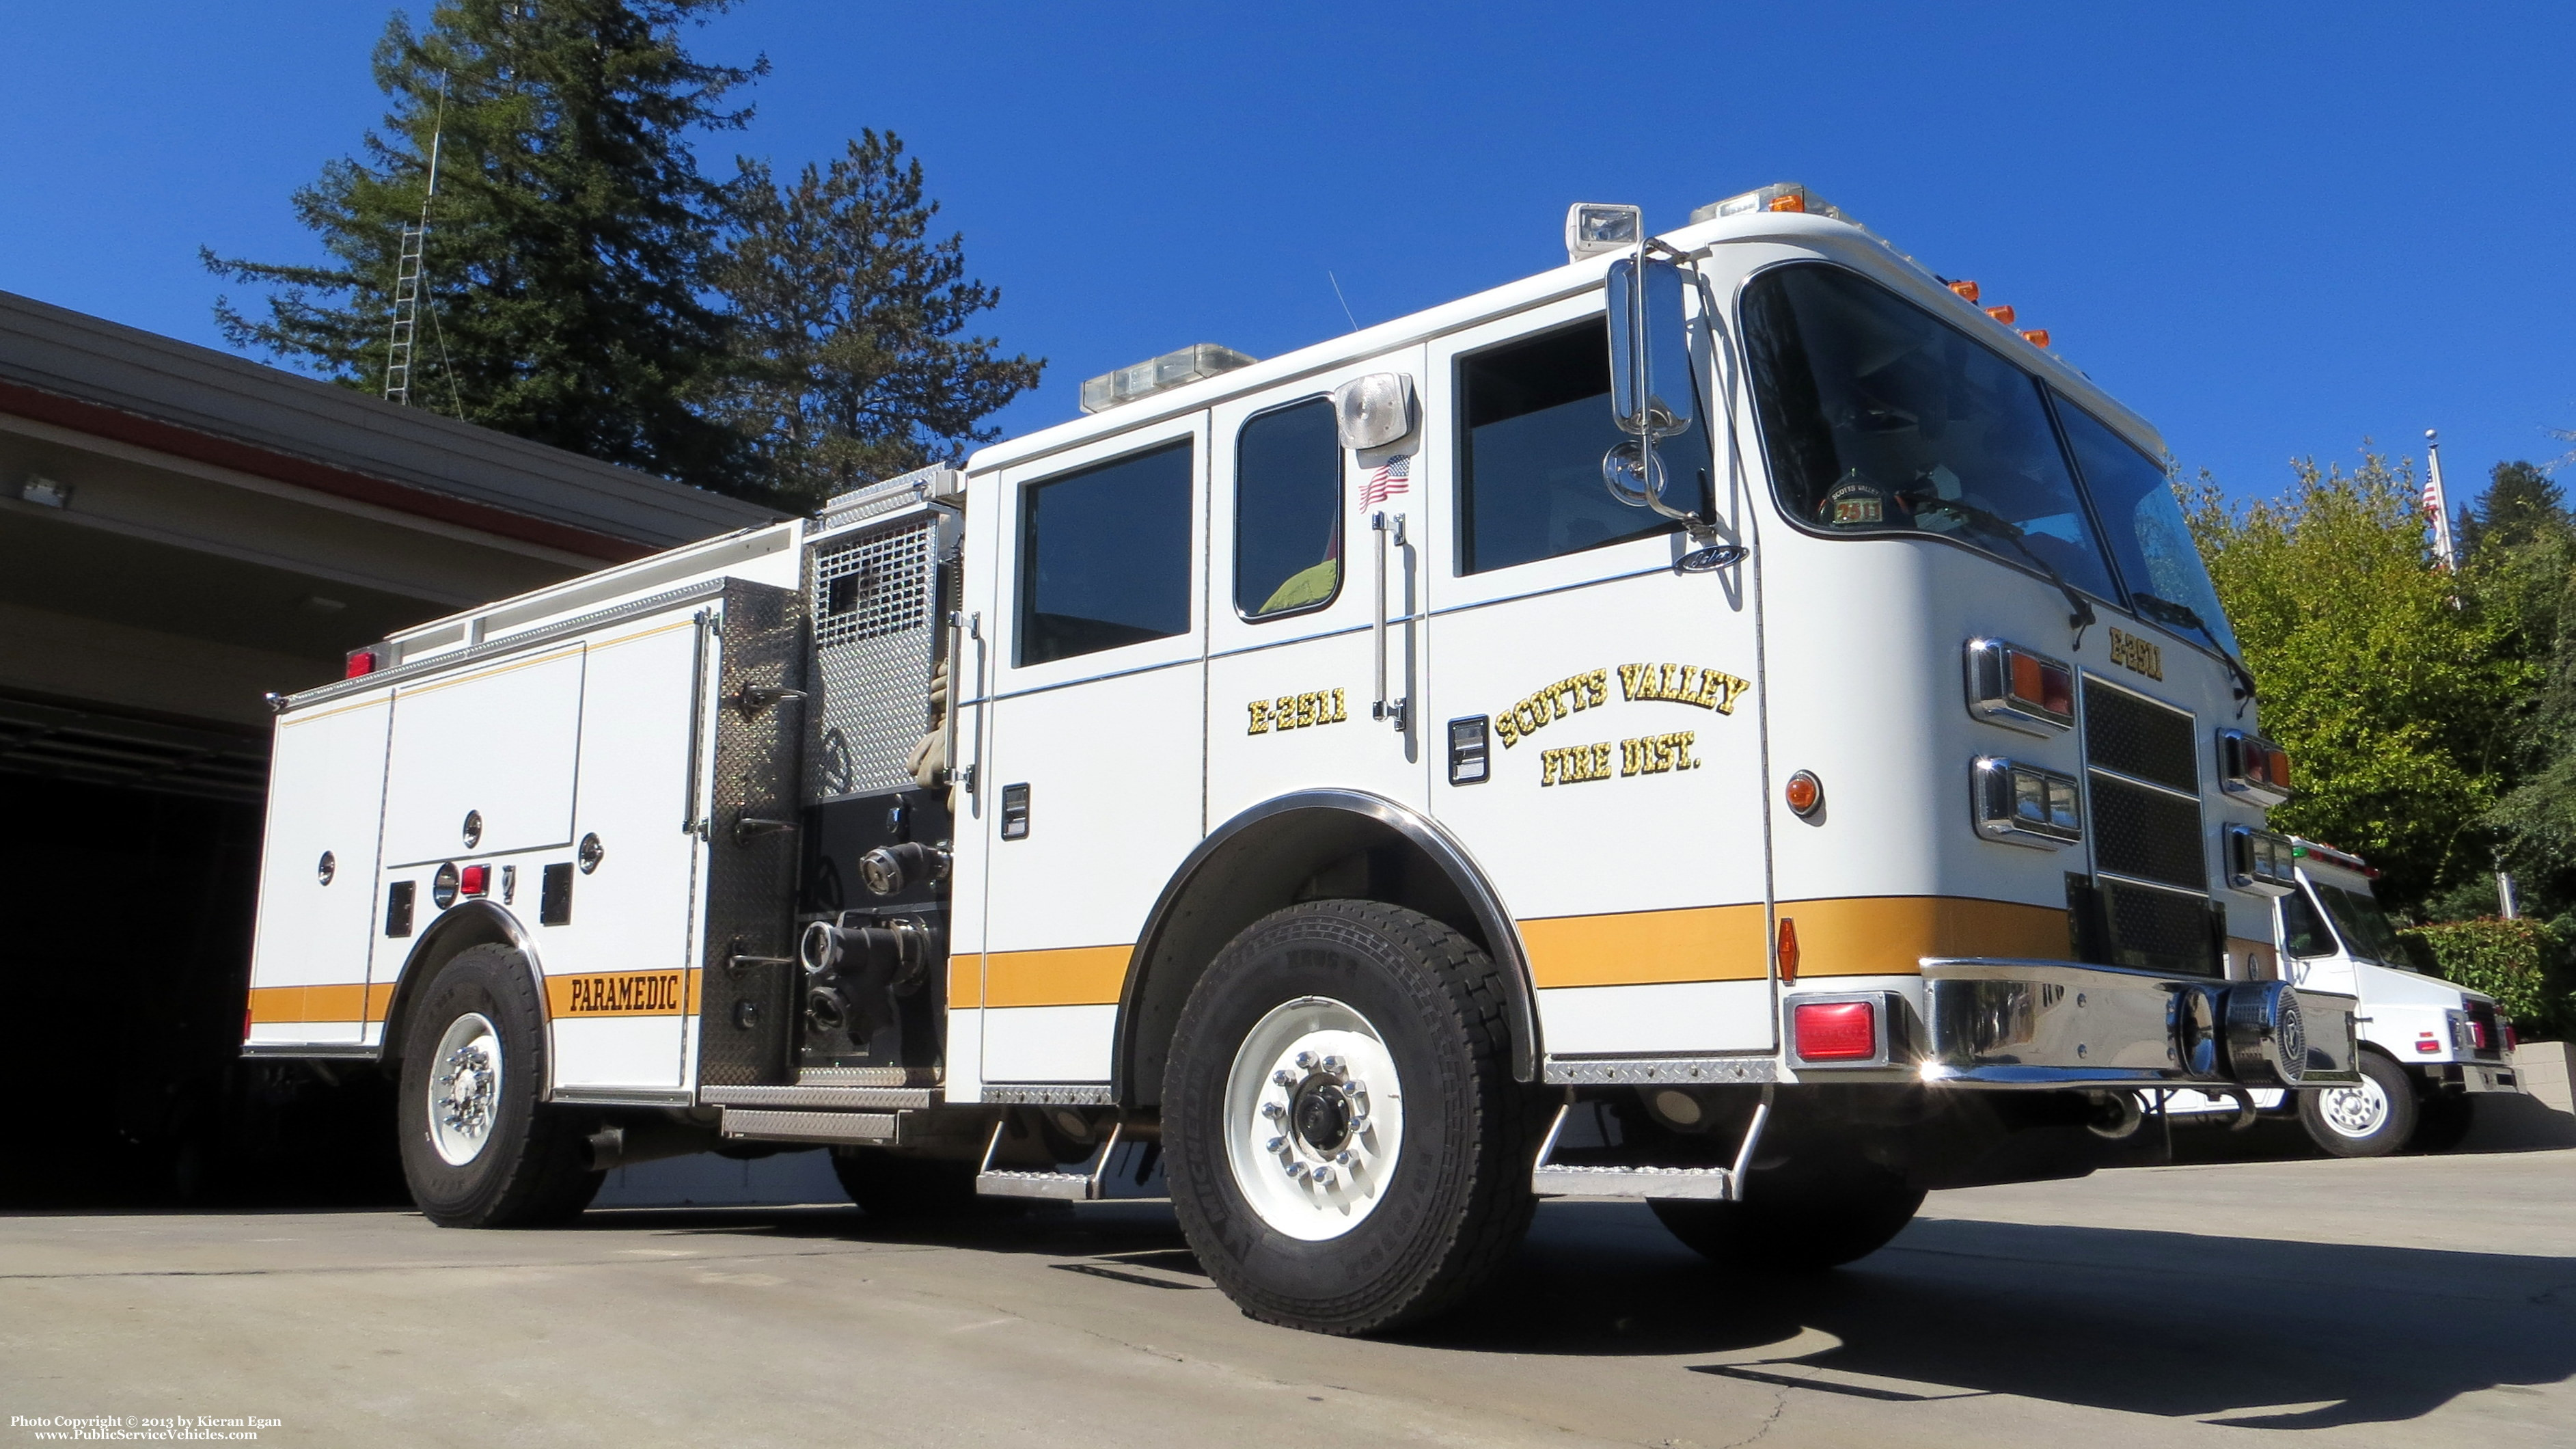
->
384;76;448;406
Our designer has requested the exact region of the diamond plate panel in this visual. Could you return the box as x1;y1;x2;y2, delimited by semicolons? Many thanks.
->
694;578;808;1089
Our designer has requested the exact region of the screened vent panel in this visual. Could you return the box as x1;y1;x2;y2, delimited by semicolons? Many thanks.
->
2083;679;2197;791
805;515;945;804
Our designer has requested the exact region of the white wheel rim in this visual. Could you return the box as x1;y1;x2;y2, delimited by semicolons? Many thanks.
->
2318;1075;2389;1138
428;1012;504;1166
1222;996;1406;1242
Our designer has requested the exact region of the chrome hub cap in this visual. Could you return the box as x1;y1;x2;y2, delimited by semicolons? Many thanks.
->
428;1012;503;1166
1222;997;1404;1241
2318;1075;2389;1138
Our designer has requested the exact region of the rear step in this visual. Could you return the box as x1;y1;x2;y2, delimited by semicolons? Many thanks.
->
974;1120;1123;1201
1528;1089;1772;1202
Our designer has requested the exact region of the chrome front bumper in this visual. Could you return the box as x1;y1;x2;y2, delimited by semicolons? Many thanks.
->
1917;958;2361;1089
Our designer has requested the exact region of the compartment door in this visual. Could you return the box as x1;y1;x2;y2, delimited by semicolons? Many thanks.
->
248;697;392;1046
381;646;587;868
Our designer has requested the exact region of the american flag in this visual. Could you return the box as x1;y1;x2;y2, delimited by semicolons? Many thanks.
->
2424;430;2458;570
1361;454;1411;508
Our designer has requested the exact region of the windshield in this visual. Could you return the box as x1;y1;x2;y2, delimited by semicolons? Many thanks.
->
2311;881;2415;967
1742;262;2120;601
2055;402;2241;657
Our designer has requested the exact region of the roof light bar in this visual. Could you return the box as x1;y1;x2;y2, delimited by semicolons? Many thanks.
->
1688;182;1854;227
1078;343;1257;415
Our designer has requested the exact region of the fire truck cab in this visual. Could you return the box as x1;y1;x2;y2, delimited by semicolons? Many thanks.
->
247;183;2358;1335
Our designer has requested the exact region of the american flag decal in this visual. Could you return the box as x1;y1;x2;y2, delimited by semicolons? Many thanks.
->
1361;454;1411;508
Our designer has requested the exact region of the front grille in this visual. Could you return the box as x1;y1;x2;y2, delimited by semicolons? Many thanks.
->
2078;675;2215;975
2098;879;2217;975
2084;679;2198;791
2089;776;2206;889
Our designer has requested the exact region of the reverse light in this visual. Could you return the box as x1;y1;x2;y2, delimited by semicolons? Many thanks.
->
1966;638;2074;735
1973;757;2083;848
1792;999;1881;1064
344;647;381;679
2219;731;2294;806
2226;826;2298;895
458;864;491;898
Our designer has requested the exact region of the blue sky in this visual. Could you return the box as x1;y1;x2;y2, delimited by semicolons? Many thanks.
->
4;1;2568;509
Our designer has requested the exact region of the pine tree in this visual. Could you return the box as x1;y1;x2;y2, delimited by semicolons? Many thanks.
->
706;133;1043;510
204;0;761;491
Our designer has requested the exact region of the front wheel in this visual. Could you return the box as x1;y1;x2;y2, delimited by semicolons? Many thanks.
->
396;945;602;1226
2299;1051;2418;1158
1163;900;1539;1336
1651;1148;1923;1272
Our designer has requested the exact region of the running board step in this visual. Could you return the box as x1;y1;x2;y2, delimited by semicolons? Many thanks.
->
718;1108;903;1144
974;1120;1121;1201
1528;1089;1771;1202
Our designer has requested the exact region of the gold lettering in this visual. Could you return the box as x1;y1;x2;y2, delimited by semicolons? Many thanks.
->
1617;663;1647;701
1247;701;1272;734
1332;688;1347;722
1496;713;1520;748
1671;731;1697;770
1586;668;1608;707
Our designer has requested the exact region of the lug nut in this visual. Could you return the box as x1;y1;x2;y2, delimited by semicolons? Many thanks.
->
1286;1162;1308;1180
1295;1051;1319;1070
1312;1165;1336;1187
1265;1136;1287;1154
1261;1101;1285;1120
1334;1150;1354;1167
1273;1069;1297;1087
1321;1055;1345;1076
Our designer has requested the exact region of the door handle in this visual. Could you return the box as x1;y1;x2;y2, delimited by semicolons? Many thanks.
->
1371;511;1409;733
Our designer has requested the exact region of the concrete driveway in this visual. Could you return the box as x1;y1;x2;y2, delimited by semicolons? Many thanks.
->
5;1148;2571;1448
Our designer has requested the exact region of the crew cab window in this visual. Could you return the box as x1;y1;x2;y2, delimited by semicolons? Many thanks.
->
1460;318;1709;575
1235;398;1342;619
1742;262;2120;601
1017;439;1193;666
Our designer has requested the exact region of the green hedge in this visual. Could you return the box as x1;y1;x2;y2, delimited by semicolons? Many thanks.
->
2395;917;2568;1035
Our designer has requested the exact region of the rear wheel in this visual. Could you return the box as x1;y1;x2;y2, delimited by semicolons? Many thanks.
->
1164;900;1539;1336
1651;1147;1923;1272
2299;1051;2415;1158
396;944;602;1226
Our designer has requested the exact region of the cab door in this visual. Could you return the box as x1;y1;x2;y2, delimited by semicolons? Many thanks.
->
974;416;1208;1087
1419;290;1775;1059
1207;351;1431;830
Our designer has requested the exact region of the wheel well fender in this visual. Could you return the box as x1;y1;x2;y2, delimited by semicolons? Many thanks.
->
380;900;545;1068
1112;789;1537;1109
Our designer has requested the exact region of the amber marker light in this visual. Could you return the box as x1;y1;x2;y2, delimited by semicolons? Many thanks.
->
1948;280;1980;301
1777;918;1801;984
1984;304;2016;325
1767;193;1807;213
1784;770;1824;818
2022;329;2051;348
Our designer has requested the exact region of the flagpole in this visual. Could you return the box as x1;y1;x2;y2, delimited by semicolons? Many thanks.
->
2424;427;2458;569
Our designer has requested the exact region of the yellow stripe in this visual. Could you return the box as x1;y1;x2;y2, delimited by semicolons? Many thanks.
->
1520;904;1768;987
978;945;1130;1007
1779;895;2069;977
950;954;985;1009
587;617;699;653
546;967;702;1017
247;982;392;1025
278;696;391;728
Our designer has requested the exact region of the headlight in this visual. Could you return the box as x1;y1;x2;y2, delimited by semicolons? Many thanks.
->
2226;826;2297;895
1973;757;2082;848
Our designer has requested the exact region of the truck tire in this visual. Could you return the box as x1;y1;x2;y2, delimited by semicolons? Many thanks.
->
396;944;603;1227
1163;900;1539;1336
2411;1091;2476;1153
1649;1150;1923;1272
831;1149;987;1219
2298;1049;2416;1158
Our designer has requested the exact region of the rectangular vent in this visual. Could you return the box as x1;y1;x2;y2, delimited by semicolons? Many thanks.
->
2083;679;2197;791
813;522;934;649
2089;776;2206;889
2098;879;2221;976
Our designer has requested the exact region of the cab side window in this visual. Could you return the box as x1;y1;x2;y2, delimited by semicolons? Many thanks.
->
2279;887;2335;958
1235;398;1343;619
1459;317;1709;575
1017;439;1194;666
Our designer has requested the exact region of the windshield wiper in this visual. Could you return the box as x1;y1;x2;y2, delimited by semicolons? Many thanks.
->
1916;497;2096;645
2132;593;2258;703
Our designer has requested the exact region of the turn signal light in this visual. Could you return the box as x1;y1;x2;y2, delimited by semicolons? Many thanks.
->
1967;638;2074;734
2219;731;2293;806
1948;280;1980;301
458;864;491;898
1777;917;1800;984
1794;1001;1878;1061
344;648;380;679
1984;304;2016;325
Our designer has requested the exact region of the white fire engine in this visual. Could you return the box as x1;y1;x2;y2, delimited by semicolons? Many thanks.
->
247;183;2359;1335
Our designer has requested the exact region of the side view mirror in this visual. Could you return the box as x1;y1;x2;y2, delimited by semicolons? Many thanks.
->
1607;256;1695;441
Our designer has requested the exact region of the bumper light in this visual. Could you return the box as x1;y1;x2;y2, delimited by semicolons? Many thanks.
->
1792;999;1881;1063
1973;757;2082;848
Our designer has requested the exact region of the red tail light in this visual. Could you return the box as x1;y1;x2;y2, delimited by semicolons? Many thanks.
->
1794;1001;1878;1061
2416;1033;2441;1054
2505;1020;2519;1051
459;864;491;897
344;647;381;679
